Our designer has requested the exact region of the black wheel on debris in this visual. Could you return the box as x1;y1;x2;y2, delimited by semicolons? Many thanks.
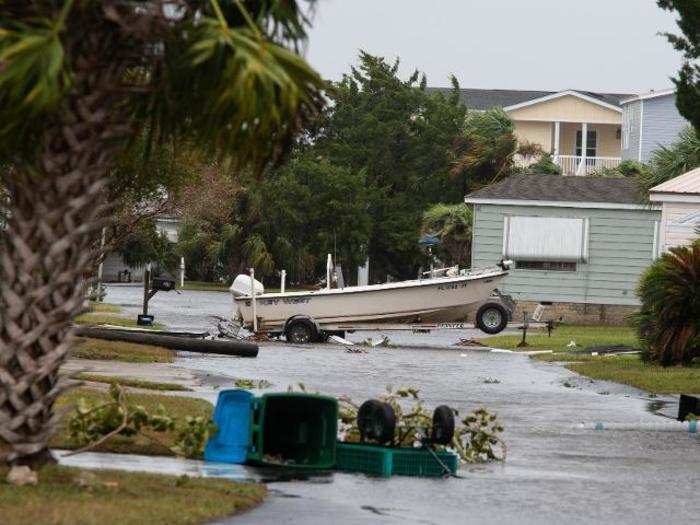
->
285;318;318;344
357;399;396;444
476;302;508;335
431;405;456;445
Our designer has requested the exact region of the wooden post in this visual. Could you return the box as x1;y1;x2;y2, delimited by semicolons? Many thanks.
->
553;121;561;161
179;257;185;288
142;265;151;316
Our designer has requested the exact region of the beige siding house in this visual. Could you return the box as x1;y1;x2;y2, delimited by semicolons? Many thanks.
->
649;167;700;252
429;88;632;175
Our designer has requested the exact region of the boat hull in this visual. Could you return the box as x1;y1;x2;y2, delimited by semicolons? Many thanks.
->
234;270;507;330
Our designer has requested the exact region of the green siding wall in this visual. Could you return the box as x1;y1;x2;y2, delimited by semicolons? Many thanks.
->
471;204;661;306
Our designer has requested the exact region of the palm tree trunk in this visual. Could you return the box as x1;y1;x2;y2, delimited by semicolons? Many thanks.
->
0;51;126;466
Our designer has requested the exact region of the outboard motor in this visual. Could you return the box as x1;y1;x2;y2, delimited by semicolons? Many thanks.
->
230;274;264;297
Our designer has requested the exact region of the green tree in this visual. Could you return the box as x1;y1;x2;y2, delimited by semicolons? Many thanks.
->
639;127;700;191
115;219;179;276
451;108;518;192
0;1;323;466
657;1;700;132
250;157;372;283
421;203;473;267
523;153;562;175
634;241;700;366
313;52;467;280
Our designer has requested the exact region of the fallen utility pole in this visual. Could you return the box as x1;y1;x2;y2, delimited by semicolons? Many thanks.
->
74;326;259;358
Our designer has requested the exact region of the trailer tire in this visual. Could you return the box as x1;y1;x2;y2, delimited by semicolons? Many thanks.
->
476;302;508;335
357;400;396;444
285;319;318;344
431;405;456;445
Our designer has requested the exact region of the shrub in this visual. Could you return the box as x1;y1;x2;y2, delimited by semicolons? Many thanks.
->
633;241;700;366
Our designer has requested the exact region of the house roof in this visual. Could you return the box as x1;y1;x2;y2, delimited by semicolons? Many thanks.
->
620;88;675;105
649;167;700;195
426;88;633;111
464;174;647;207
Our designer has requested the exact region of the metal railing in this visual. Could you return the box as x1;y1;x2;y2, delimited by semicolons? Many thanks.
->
555;155;621;176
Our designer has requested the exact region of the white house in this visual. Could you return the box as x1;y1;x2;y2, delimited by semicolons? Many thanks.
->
649;167;700;252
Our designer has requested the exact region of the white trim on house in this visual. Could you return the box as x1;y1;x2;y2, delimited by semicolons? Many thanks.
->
620;88;675;105
637;99;644;162
502;90;623;114
464;197;661;211
652;220;660;258
648;193;700;204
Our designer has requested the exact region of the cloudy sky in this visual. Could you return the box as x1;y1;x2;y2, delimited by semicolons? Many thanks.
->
305;0;683;94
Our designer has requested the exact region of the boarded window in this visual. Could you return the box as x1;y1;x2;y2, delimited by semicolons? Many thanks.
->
515;260;577;271
503;216;589;262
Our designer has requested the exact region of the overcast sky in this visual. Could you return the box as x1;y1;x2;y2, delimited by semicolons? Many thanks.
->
304;0;683;94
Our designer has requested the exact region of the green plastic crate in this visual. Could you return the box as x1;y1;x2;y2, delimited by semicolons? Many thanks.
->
391;446;459;477
247;392;338;469
336;442;459;477
335;442;393;477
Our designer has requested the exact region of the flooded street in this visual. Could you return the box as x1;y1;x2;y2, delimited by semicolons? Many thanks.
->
100;286;700;524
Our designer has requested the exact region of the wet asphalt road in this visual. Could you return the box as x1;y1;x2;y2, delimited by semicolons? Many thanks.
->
101;286;700;525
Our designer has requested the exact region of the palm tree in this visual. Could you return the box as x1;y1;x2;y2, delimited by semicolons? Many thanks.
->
0;1;324;466
633;241;700;366
421;203;473;267
638;127;700;191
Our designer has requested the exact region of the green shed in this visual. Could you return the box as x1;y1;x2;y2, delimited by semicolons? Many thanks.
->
464;174;661;325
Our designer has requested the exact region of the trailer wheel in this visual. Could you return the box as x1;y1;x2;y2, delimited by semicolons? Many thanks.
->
285;319;317;344
431;405;456;445
357;400;396;444
476;302;508;334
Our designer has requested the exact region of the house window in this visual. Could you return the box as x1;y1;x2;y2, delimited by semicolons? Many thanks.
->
516;261;577;271
503;216;589;262
575;129;597;157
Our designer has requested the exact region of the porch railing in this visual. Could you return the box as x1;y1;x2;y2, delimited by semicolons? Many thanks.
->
555;155;621;176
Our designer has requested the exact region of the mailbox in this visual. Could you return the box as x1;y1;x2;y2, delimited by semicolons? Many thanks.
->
152;277;176;292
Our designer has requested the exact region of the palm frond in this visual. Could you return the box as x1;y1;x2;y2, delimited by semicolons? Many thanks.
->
0;17;71;157
147;7;325;172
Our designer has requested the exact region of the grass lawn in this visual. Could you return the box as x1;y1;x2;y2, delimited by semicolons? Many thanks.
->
75;373;191;392
87;302;122;314
51;388;212;456
179;281;230;292
531;353;700;394
71;338;174;363
74;313;165;329
483;325;640;353
0;465;266;525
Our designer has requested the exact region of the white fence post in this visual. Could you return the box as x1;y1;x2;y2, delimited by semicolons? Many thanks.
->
250;268;257;333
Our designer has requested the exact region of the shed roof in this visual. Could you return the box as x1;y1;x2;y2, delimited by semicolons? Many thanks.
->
649;167;700;195
426;88;632;111
464;174;646;206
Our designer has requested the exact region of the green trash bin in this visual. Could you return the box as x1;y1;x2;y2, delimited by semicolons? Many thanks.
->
247;392;338;469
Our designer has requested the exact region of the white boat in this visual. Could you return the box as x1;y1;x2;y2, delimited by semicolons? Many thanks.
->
231;261;513;342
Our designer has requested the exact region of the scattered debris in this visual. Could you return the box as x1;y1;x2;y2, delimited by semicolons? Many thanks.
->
74;470;100;489
362;335;392;347
233;378;273;389
455;338;486;347
585;344;642;355
345;347;368;354
562;380;574;388
567;340;577;348
597;391;610;396
7;466;38;486
328;335;355;346
338;385;506;464
482;377;501;384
